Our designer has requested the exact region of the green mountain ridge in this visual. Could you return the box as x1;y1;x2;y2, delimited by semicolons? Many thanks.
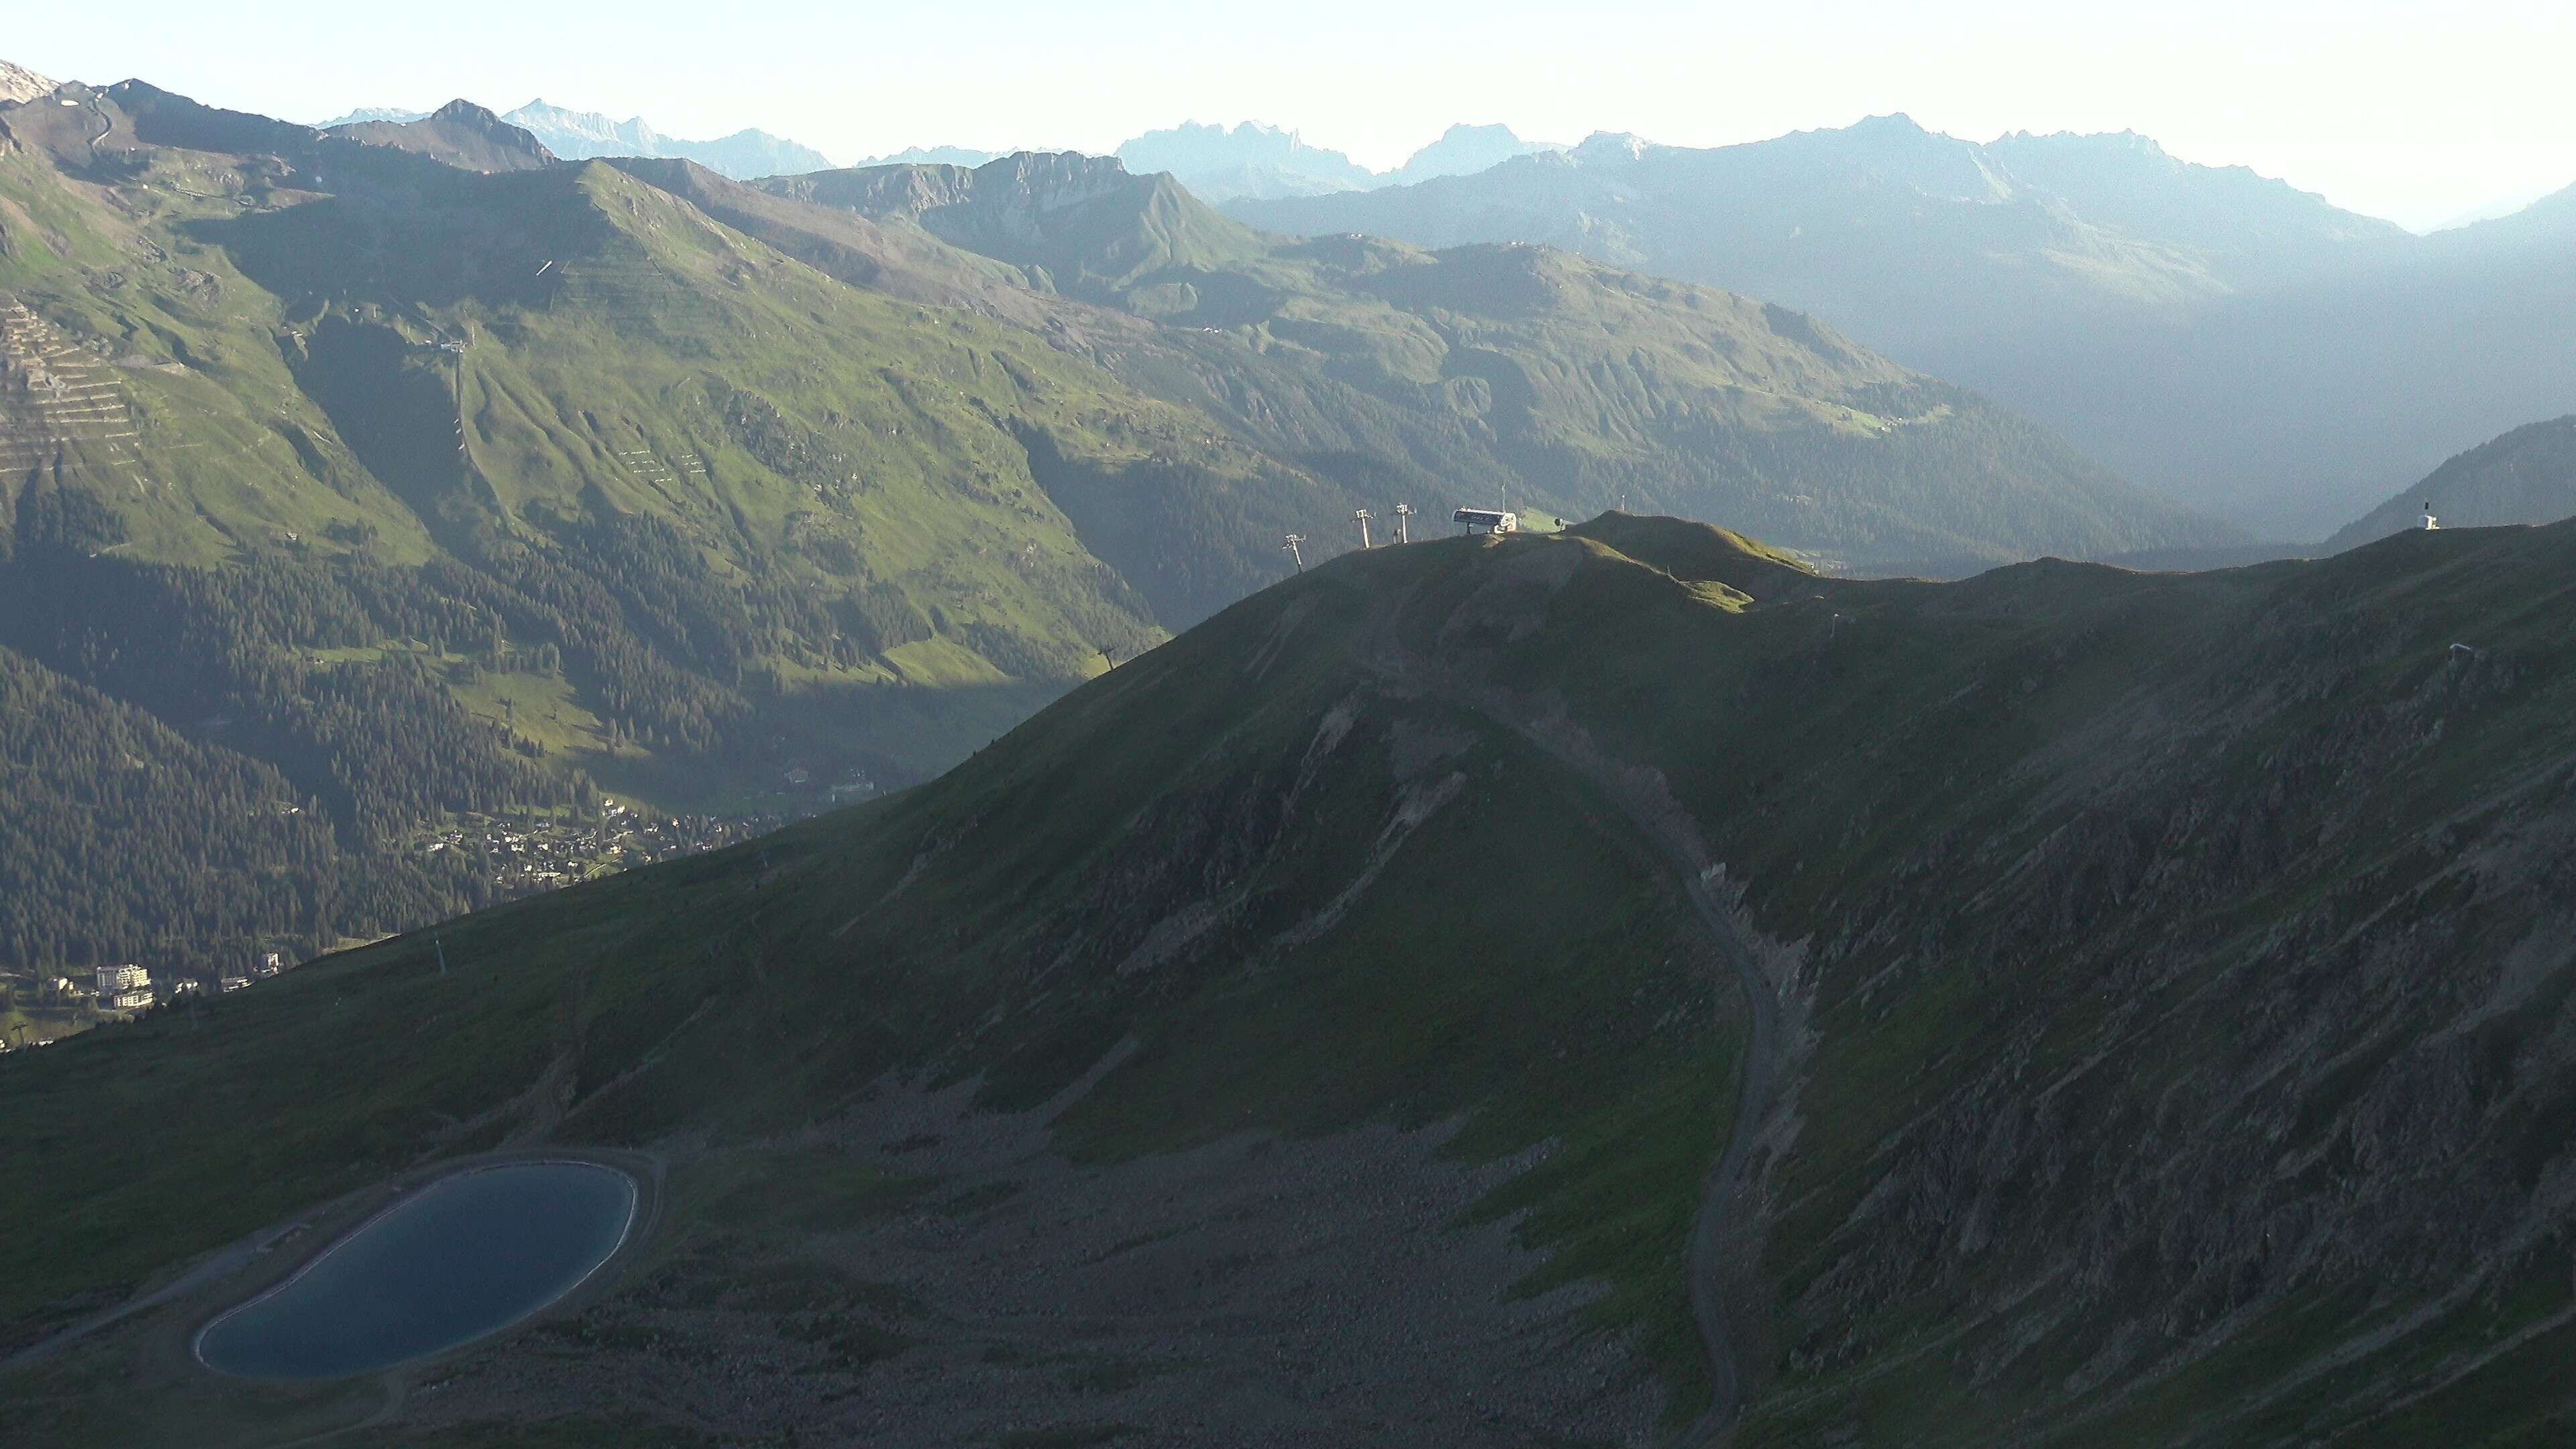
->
7;513;2575;1446
0;81;1316;980
0;78;2222;1001
752;150;2235;576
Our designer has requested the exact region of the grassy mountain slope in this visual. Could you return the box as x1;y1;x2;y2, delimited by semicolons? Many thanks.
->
7;515;2575;1446
1230;116;2573;539
0;81;1354;981
2328;414;2576;550
754;152;2233;576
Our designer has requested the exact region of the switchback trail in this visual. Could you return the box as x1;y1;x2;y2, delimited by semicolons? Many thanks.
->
1362;574;1796;1443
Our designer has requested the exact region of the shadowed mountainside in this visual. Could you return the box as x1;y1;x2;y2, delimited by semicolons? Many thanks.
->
6;515;2575;1446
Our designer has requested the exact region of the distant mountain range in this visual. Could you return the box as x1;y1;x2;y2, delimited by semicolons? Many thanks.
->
1112;119;1562;202
745;148;2226;578
314;98;837;179
50;63;2576;542
1114;121;1375;201
1228;115;2576;541
308;97;1562;201
850;144;1002;169
844;121;1565;203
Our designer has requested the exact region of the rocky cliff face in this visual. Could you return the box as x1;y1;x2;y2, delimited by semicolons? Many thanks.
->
1748;590;2573;1441
771;151;1146;235
1500;521;2576;1444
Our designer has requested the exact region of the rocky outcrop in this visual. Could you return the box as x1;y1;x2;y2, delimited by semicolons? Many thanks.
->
0;60;54;107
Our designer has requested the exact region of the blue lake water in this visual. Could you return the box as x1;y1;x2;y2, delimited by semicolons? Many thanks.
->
196;1161;636;1380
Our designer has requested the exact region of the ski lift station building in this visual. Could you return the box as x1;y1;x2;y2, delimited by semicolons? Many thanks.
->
1455;508;1518;535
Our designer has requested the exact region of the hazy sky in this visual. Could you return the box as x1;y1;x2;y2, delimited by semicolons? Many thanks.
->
13;1;2573;229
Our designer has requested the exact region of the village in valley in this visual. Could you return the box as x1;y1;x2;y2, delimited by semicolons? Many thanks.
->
415;798;794;897
0;788;863;1052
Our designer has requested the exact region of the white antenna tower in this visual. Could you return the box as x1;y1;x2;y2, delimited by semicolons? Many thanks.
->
1393;503;1413;543
2422;500;2440;531
1354;508;1373;549
1283;533;1307;572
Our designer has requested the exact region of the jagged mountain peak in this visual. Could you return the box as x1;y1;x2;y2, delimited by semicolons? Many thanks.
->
853;143;1000;169
979;147;1141;197
328;99;557;172
506;98;663;151
1997;125;2168;154
1849;110;1933;135
311;105;427;128
1128;119;1324;152
1114;120;1375;203
1389;121;1562;184
1571;130;1655;164
429;98;519;129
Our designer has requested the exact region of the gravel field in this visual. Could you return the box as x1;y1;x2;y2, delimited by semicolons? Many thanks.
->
404;1072;1667;1446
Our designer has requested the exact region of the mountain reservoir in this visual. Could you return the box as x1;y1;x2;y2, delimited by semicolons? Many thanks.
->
194;1162;637;1381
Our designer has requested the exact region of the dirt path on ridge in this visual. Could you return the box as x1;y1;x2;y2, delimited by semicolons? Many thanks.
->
1360;565;1801;1443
